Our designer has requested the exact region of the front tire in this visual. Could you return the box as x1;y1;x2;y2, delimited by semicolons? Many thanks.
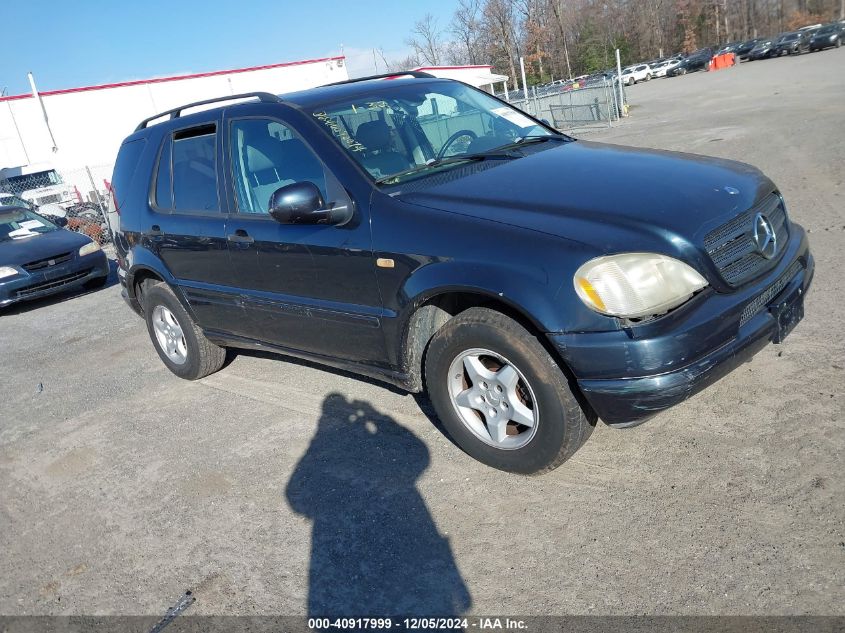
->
424;308;594;474
143;283;226;380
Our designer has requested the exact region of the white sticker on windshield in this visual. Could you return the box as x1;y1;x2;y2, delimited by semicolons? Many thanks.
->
20;219;45;230
492;106;537;128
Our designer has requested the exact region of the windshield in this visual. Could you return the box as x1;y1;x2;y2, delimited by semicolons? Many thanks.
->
783;34;800;41
0;208;60;242
3;170;63;191
817;25;835;34
309;81;558;184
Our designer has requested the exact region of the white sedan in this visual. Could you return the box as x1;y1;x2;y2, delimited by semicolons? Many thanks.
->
620;64;653;85
649;60;672;77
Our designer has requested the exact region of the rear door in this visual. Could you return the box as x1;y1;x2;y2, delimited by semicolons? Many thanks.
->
221;108;386;364
148;119;247;335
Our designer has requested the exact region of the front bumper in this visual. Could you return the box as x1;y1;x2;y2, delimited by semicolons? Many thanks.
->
549;227;814;426
0;250;109;308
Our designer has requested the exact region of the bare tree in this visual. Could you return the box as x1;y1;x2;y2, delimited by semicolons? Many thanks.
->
407;14;445;66
484;0;520;88
451;0;484;64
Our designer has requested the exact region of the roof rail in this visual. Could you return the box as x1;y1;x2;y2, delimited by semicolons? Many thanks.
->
135;92;283;131
326;71;436;87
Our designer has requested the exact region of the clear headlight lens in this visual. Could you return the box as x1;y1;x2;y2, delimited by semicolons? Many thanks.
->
574;253;708;319
79;241;101;257
0;265;19;280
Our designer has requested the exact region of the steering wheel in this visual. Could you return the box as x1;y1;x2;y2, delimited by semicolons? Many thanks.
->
436;129;478;160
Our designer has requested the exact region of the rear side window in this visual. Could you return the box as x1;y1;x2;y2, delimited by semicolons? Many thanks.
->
153;124;219;214
111;138;147;210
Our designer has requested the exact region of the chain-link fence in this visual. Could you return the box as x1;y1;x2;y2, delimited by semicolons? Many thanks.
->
0;164;113;245
503;79;627;133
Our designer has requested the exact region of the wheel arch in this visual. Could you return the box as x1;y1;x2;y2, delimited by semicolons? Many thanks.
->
399;288;564;393
125;250;193;319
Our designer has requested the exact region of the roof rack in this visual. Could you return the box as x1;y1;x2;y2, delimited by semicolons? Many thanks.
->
135;92;283;131
326;71;436;87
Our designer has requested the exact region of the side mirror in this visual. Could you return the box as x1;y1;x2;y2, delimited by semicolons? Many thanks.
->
268;182;352;226
55;216;68;227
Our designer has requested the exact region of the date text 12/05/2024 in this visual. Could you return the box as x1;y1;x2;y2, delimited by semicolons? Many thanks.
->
307;617;528;630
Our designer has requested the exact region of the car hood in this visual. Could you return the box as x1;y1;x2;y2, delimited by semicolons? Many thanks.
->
396;140;774;254
0;229;91;267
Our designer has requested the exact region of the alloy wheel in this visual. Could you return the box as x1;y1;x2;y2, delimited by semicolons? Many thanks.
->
447;348;539;450
151;305;188;365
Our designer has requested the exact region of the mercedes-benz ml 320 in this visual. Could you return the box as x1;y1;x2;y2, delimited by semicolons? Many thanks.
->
109;72;813;473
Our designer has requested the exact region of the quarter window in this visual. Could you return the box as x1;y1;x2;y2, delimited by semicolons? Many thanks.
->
154;136;172;209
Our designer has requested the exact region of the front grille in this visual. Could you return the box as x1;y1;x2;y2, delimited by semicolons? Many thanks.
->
739;260;803;326
23;252;72;272
16;269;90;299
704;193;789;286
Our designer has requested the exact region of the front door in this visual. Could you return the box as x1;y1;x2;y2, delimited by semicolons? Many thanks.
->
222;113;386;365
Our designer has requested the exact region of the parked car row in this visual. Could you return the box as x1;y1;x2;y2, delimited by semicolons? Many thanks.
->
609;19;843;88
746;22;844;60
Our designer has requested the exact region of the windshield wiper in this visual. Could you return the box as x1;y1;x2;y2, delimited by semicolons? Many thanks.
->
375;153;516;185
375;135;568;185
487;135;568;153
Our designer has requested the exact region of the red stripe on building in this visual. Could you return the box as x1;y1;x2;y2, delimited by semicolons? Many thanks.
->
0;56;345;103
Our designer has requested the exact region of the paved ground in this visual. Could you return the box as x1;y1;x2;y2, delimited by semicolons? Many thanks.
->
1;49;843;618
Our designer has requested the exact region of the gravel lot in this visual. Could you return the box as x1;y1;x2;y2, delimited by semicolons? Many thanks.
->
1;49;843;618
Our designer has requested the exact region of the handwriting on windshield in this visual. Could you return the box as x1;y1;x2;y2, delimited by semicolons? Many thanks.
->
312;111;366;152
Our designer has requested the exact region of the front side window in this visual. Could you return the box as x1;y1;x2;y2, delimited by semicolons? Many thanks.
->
229;118;327;214
309;81;557;184
153;124;219;214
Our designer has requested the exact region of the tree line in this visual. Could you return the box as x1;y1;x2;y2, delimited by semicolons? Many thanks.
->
388;0;845;86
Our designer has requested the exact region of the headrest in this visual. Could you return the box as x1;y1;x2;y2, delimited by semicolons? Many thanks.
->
246;137;282;172
356;120;392;152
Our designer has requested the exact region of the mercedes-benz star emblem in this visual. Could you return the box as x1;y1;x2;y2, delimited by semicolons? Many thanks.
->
753;213;777;259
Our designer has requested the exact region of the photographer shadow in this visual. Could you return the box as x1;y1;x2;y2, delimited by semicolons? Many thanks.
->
286;393;471;617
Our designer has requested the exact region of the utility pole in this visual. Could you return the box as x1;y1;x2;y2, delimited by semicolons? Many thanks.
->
28;72;58;153
3;89;30;164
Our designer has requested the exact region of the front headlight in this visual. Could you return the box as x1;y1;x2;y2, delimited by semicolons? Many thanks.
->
574;253;708;319
79;241;101;257
0;266;20;280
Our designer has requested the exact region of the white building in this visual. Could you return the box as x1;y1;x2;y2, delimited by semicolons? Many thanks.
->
0;56;348;194
412;65;510;94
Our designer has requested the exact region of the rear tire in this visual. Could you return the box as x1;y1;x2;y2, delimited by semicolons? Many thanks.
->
424;308;594;474
143;283;226;380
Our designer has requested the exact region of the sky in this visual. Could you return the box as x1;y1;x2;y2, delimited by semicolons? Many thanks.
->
0;0;459;96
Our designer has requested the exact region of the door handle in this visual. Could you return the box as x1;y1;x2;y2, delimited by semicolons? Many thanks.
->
227;229;254;244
